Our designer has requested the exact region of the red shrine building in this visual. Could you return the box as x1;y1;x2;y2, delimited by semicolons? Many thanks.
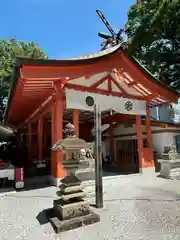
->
4;45;180;185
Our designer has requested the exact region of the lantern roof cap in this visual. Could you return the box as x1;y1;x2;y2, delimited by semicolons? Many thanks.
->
51;136;89;151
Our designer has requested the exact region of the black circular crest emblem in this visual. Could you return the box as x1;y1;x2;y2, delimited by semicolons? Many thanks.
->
125;101;133;111
85;96;94;107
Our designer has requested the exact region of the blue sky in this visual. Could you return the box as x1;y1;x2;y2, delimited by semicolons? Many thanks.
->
0;0;135;58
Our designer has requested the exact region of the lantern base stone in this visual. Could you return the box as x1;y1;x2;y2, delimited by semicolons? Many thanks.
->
49;210;100;233
54;199;90;220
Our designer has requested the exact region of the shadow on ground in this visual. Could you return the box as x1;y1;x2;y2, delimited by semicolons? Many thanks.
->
102;169;138;177
36;208;56;226
16;181;52;193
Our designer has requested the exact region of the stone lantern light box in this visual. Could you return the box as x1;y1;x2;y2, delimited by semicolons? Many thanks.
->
52;137;90;164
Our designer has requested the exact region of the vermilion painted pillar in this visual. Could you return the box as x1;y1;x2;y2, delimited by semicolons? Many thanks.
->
44;132;48;159
51;98;57;146
51;85;66;186
51;98;56;180
146;103;153;149
136;109;154;174
38;116;43;160
73;109;79;137
27;123;32;164
136;115;143;170
145;103;155;171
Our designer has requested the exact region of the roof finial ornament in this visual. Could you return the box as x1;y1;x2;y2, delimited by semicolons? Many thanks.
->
96;9;128;50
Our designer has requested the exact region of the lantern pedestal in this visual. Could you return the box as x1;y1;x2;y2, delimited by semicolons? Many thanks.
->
50;174;100;233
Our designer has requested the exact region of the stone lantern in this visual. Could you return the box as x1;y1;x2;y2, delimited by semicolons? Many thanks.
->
49;123;100;233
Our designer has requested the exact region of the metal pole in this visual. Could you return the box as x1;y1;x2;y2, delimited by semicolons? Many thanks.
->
94;104;103;208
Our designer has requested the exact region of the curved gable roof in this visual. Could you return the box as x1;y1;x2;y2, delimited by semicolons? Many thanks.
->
4;45;180;126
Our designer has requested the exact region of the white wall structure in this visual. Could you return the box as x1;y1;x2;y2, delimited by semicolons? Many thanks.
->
151;102;180;123
103;123;180;155
152;132;178;153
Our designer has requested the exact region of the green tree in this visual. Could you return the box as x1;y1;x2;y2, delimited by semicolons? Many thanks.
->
0;37;47;119
126;0;180;89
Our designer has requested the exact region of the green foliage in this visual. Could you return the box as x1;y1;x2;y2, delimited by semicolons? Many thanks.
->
126;0;180;89
0;37;47;119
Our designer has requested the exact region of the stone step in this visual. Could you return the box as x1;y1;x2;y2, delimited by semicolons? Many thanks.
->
57;189;83;196
62;160;79;165
61;175;81;187
60;185;82;193
62;191;85;201
63;164;79;169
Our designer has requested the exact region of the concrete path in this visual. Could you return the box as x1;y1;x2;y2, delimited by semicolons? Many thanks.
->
0;173;180;239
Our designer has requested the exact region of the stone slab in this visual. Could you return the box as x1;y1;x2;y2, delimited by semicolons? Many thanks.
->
49;211;100;233
139;167;155;175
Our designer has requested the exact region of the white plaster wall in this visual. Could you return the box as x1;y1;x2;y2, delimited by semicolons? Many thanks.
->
151;103;180;123
152;133;172;154
103;123;180;155
151;107;159;120
104;123;146;140
151;104;172;122
152;132;180;154
113;124;146;136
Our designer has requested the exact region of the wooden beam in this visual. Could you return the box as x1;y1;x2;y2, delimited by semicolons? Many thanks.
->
102;113;133;125
66;83;124;97
89;76;108;89
127;81;136;86
109;74;127;94
17;96;53;129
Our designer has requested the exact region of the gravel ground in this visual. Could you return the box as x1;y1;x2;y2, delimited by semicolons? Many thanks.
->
1;173;180;240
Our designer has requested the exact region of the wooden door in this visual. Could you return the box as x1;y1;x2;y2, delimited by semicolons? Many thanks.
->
116;139;139;173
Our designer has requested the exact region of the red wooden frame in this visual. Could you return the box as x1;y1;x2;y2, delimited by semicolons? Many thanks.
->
6;50;179;126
